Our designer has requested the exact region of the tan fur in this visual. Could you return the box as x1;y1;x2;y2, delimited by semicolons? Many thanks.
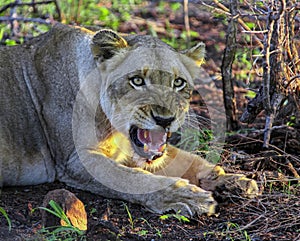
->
0;24;258;216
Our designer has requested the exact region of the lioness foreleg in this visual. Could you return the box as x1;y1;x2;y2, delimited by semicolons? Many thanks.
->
165;146;259;198
59;151;216;216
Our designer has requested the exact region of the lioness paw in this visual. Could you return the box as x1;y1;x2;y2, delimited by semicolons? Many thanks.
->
145;179;217;217
216;174;259;198
199;166;259;198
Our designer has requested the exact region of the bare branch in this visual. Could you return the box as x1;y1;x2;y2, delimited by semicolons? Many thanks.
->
0;0;55;14
212;0;264;49
0;16;53;24
183;0;191;46
221;0;239;131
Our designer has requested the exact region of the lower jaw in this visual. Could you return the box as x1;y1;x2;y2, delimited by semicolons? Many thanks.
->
133;152;167;169
132;145;165;161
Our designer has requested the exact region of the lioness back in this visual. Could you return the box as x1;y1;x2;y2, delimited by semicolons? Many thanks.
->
0;25;96;185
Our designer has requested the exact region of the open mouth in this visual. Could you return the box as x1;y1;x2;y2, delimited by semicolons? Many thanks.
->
129;125;171;161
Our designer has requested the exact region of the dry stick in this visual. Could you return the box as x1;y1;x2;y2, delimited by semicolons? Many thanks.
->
241;1;299;128
287;162;300;181
284;74;300;89
10;0;20;37
221;0;239;131
183;0;190;47
0;16;52;24
31;0;37;14
0;0;55;14
211;0;264;49
227;214;265;234
53;0;61;22
263;0;289;148
262;2;277;148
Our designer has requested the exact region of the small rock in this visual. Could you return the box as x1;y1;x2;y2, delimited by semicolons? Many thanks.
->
41;189;87;231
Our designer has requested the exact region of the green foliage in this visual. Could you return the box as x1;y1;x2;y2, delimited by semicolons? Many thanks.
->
0;0;54;44
0;207;11;231
180;30;199;41
38;200;71;225
234;48;258;81
36;200;86;241
4;39;17;46
159;210;190;223
245;90;256;99
38;226;86;241
140;218;162;238
175;128;221;163
223;222;251;241
89;207;97;215
235;49;252;69
0;0;198;51
123;204;162;238
267;179;299;196
244;21;255;30
287;115;296;127
176;128;213;152
124;203;135;230
161;30;199;50
170;2;182;12
0;0;140;44
136;229;148;236
58;0;139;30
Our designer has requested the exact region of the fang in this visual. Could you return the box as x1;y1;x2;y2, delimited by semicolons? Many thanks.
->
158;144;166;152
144;143;149;152
144;130;148;139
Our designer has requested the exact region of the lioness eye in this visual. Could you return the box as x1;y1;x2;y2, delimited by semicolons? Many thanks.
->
173;78;186;90
129;76;145;88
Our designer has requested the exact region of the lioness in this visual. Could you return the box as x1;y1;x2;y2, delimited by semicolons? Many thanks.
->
0;24;258;216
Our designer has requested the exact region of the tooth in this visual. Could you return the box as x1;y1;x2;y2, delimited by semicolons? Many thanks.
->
144;143;149;152
144;130;148;139
167;132;172;138
158;144;166;153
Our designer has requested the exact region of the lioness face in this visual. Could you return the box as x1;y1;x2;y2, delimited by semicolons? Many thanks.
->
92;30;205;162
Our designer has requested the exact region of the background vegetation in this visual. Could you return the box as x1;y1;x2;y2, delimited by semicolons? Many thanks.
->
0;0;299;240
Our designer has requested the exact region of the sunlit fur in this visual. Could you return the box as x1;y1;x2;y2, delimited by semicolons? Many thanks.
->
94;39;205;169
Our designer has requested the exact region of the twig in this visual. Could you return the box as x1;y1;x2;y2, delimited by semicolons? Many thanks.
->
0;16;52;24
236;214;265;232
284;74;300;88
262;0;287;148
183;0;190;47
53;0;61;21
0;0;55;14
262;5;275;115
286;161;300;181
221;0;239;131
211;0;264;49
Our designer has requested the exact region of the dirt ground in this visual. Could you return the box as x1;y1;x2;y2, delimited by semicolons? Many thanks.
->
0;2;300;241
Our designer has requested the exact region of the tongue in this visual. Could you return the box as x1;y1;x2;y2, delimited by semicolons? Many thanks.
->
137;128;167;153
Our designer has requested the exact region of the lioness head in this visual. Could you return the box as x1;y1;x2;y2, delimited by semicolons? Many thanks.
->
91;30;205;164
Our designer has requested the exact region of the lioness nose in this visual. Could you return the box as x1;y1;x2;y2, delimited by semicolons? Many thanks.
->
151;112;175;129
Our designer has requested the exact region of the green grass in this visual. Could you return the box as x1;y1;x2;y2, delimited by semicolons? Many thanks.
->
35;200;86;241
0;0;197;51
0;207;11;231
223;222;252;241
123;203;162;238
124;203;135;230
159;210;190;223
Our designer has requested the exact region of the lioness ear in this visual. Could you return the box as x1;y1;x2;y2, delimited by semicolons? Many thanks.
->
182;42;205;67
91;29;128;61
